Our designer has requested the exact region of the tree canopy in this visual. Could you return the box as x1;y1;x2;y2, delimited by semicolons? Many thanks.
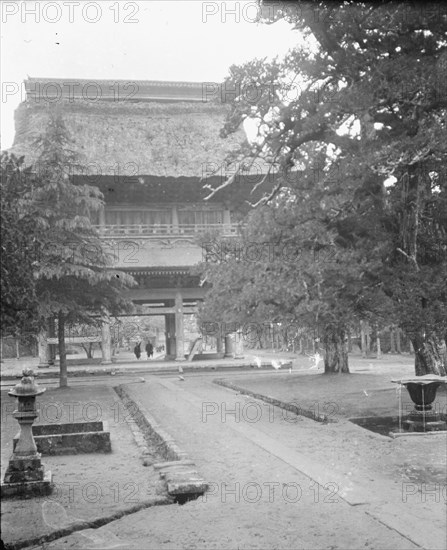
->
2;109;136;384
200;1;447;374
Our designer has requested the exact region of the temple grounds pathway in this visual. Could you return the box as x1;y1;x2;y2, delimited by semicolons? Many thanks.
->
16;365;446;550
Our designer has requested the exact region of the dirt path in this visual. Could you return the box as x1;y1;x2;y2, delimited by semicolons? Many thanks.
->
28;373;446;550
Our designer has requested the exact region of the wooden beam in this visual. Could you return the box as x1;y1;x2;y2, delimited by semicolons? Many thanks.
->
118;306;197;316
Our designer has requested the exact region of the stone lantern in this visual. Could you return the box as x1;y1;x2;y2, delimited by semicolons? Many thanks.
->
1;369;53;498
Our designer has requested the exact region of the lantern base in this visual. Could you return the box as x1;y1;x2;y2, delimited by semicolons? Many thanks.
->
3;454;45;483
1;470;53;499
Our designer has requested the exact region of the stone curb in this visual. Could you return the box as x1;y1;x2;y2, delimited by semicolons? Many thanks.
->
112;388;158;467
0;362;271;382
213;379;338;423
115;385;188;462
1;369;121;381
114;385;207;497
3;497;173;550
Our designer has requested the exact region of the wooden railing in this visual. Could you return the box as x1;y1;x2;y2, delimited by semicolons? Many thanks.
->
93;223;241;237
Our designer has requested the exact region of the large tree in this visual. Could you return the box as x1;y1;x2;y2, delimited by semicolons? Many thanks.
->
30;109;135;386
199;161;394;373
202;1;447;374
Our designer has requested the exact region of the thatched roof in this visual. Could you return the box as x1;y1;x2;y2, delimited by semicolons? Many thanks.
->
11;78;263;180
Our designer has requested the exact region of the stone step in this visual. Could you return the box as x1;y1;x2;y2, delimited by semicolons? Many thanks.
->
164;472;204;482
167;480;208;495
160;469;200;479
153;460;195;470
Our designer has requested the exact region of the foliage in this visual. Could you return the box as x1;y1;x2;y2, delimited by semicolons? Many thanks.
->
31;109;135;324
2;109;136;383
0;152;41;336
202;2;447;373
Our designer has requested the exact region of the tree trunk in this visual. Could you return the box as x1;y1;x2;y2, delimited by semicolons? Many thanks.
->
390;328;396;354
58;311;68;387
48;317;56;365
323;330;350;374
396;328;401;354
360;321;367;358
81;343;94;358
376;333;382;358
410;333;447;376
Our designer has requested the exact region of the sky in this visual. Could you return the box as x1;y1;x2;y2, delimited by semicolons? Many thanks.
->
1;0;300;149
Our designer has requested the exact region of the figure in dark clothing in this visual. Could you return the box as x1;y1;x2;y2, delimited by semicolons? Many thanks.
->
134;342;141;359
146;342;154;359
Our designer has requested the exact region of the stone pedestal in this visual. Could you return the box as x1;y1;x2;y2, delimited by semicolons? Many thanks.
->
404;412;446;432
1;370;53;498
393;377;447;433
4;454;45;483
403;382;446;431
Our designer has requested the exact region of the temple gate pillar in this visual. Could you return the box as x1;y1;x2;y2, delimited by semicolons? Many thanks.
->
175;291;185;361
165;314;176;359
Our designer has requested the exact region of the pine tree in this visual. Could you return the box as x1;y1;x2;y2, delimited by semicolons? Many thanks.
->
31;108;135;386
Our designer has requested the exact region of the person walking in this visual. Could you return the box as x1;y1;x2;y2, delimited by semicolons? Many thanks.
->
134;342;141;360
146;342;153;359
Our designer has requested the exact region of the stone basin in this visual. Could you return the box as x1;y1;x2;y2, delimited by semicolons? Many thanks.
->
392;375;447;432
13;421;111;455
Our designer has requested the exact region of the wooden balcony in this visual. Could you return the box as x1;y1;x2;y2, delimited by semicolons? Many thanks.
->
92;223;241;238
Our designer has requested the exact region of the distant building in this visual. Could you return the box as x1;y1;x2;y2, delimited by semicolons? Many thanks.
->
11;78;273;362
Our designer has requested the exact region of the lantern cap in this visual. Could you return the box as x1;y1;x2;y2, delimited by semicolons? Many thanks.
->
8;369;46;397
